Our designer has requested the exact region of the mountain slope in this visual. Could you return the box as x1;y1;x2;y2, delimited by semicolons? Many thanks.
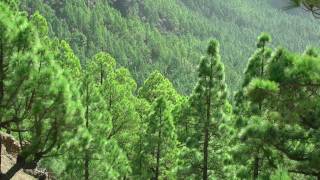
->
20;0;320;93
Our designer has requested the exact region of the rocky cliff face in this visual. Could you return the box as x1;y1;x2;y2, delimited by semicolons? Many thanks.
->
0;133;50;180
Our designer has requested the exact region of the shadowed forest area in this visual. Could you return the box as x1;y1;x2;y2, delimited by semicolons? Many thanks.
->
0;0;320;179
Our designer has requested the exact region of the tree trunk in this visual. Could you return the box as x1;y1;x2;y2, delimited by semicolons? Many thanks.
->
1;162;23;180
185;118;189;136
139;138;142;177
203;63;213;180
1;155;32;180
155;106;163;180
0;38;3;172
139;123;143;177
1;154;39;180
0;38;4;105
253;155;259;180
84;77;90;180
261;46;264;77
253;52;264;179
0;136;2;175
202;125;209;180
155;135;161;180
84;152;89;180
100;63;103;85
203;92;211;180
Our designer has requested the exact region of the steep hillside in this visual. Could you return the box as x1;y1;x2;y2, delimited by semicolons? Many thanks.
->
2;1;320;179
20;0;320;93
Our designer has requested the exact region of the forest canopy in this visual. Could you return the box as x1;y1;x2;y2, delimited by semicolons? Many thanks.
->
18;0;320;94
0;0;320;180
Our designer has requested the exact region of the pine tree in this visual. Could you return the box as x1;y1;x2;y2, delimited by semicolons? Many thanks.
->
131;98;151;179
138;70;181;105
144;97;178;179
172;96;194;144
88;53;140;152
36;39;84;178
30;11;49;38
189;40;227;180
231;33;277;179
245;47;320;179
0;3;81;178
75;52;131;180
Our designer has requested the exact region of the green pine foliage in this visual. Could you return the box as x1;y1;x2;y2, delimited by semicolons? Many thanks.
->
19;0;320;93
143;97;178;179
1;0;320;180
243;48;320;179
188;40;228;179
0;2;82;179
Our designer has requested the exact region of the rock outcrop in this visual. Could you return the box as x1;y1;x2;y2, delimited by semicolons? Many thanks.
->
0;132;50;180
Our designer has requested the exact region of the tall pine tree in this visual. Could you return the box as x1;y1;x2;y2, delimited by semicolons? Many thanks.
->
0;3;82;178
245;47;320;179
189;40;227;180
144;97;178;179
232;33;277;179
